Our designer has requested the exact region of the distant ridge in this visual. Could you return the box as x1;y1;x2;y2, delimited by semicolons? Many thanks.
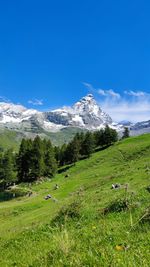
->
0;94;121;133
0;95;150;140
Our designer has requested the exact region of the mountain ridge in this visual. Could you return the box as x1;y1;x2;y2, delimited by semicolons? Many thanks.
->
0;94;150;140
0;94;120;133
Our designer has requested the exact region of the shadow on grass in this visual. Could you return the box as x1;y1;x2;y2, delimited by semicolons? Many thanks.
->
58;164;74;174
95;144;111;153
0;190;27;202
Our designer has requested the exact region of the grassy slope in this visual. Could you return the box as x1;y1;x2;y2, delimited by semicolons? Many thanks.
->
47;127;86;146
0;134;150;266
0;129;21;150
0;127;85;150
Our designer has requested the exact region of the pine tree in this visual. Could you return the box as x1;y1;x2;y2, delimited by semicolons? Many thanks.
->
54;146;60;163
94;129;105;147
30;136;45;180
0;149;16;187
65;136;80;164
44;140;57;177
17;138;32;182
109;127;118;143
81;131;94;157
59;144;67;166
71;134;81;163
103;125;118;146
122;127;130;139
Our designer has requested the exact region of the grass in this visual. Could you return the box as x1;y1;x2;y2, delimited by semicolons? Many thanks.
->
0;127;85;150
0;129;21;150
0;134;150;266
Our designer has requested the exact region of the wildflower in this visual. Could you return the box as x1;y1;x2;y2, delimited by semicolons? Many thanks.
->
115;245;124;251
115;244;130;251
92;226;96;230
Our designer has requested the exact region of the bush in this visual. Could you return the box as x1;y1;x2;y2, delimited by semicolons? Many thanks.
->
51;201;81;226
102;199;129;215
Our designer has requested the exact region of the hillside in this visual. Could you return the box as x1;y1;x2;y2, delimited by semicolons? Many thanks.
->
0;127;86;150
0;134;150;266
0;129;22;150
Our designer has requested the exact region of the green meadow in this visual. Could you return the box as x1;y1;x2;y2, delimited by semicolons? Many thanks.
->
0;134;150;266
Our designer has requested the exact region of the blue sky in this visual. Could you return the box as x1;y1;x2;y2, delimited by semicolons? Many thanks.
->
0;0;150;122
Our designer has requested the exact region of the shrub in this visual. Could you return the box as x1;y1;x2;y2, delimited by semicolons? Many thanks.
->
102;199;129;215
51;201;81;226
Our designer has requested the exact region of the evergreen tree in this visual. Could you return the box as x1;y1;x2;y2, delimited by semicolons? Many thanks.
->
30;136;45;180
44;140;57;177
17;138;32;182
81;131;94;157
93;129;105;147
54;146;60;163
93;130;99;147
65;136;81;164
59;143;67;166
122;127;130;139
103;125;112;146
103;125;118;146
0;149;16;187
71;134;81;163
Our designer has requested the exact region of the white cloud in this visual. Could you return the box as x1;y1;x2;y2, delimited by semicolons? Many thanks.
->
106;89;120;99
98;89;106;96
83;82;150;122
0;96;10;102
82;82;94;91
98;88;120;98
83;82;120;99
28;99;43;106
124;90;148;97
99;97;150;123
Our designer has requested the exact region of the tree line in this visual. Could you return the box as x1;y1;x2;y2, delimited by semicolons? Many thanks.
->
55;125;118;166
0;136;57;188
0;126;129;188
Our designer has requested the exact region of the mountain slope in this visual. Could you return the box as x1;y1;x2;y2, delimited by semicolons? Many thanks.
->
0;127;86;150
0;128;24;150
0;134;150;266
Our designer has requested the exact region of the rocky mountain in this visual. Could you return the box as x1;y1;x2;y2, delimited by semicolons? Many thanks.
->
45;94;114;130
0;94;149;140
118;120;150;136
0;94;120;134
130;120;150;136
119;120;133;127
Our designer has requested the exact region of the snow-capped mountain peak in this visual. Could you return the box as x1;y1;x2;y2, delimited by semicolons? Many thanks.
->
0;102;40;124
73;94;101;116
46;94;113;129
0;102;26;114
0;94;149;137
0;94;116;132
